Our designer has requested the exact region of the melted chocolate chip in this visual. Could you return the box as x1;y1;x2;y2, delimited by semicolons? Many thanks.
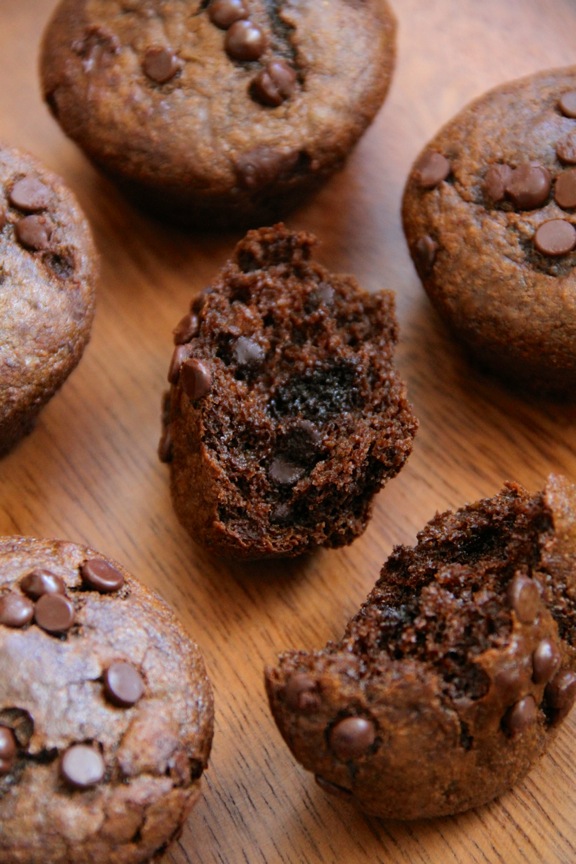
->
329;716;376;761
20;569;66;599
15;214;54;250
103;661;144;707
61;744;105;789
268;456;306;486
545;670;576;725
208;0;248;28
168;344;192;384
142;46;179;83
233;335;265;366
9;176;51;212
557;130;576;164
0;593;34;628
252;59;297;107
534;219;576;256
414;234;438;273
505;164;551;210
508;572;540;623
181;358;212;401
235;147;298;190
555;168;576;209
413;151;451;189
173;313;199;345
80;558;125;593
484;164;513;203
0;726;17;775
72;26;119;72
532;639;562;684
225;20;266;62
559;90;576;118
503;695;537;736
284;673;321;712
34;593;75;634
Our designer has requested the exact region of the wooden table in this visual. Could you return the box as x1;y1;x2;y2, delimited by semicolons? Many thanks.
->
1;1;576;862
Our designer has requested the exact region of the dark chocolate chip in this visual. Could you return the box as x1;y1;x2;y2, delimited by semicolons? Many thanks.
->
252;59;297;107
484;163;513;203
284;673;321;713
103;661;144;708
168;344;192;384
268;456;306;486
503;695;537;736
554;168;576;209
329;716;376;761
225;20;266;61
0;726;17;775
233;335;265;366
34;593;75;634
532;639;562;684
9;176;51;212
508;572;540;623
413;234;438;273
559;90;576;118
545;670;576;725
315;774;353;798
20;569;66;599
172;313;199;345
557;130;576;164
180;358;212;401
61;744;105;789
80;558;125;593
0;593;34;628
208;0;248;28
413;151;451;189
534;219;576;256
142;46;179;83
15;214;54;250
505;164;551;210
235;147;298;191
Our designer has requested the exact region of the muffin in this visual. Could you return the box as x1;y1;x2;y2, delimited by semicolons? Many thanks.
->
0;536;214;864
402;67;576;398
265;474;576;819
0;144;97;456
40;0;396;228
159;223;417;559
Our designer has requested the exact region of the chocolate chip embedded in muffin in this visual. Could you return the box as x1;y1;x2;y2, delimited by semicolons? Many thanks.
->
0;143;97;456
40;0;396;229
265;474;576;819
402;67;576;399
160;224;417;559
0;536;214;864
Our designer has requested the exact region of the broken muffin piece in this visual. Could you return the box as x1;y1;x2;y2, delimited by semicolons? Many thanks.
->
160;223;417;559
265;474;576;818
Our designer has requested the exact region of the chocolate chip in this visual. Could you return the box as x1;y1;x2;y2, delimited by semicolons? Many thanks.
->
0;593;34;628
208;0;248;28
268;456;306;486
142;46;179;83
225;20;266;62
103;661;144;707
414;234;438;273
532;639;562;684
9;176;51;212
508;572;540;623
413;151;451;189
235;147;298;190
61;744;105;789
503;695;537;736
329;716;376;761
559;91;576;118
34;593;75;634
72;25;119;72
534;219;576;256
20;569;66;599
483;163;513;203
181;358;212;401
252;59;297;107
168;344;192;384
545;670;576;725
554;168;576;209
15;214;54;250
556;130;576;164
233;335;265;366
505;164;551;210
80;558;125;593
284;673;321;712
172;313;199;345
0;726;17;775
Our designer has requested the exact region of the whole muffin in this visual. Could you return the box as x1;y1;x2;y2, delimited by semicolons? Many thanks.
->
0;144;97;456
40;0;396;229
159;223;417;559
265;474;576;819
402;67;576;399
0;536;214;864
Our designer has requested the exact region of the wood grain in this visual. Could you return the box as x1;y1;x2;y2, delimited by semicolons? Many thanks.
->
1;1;576;862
